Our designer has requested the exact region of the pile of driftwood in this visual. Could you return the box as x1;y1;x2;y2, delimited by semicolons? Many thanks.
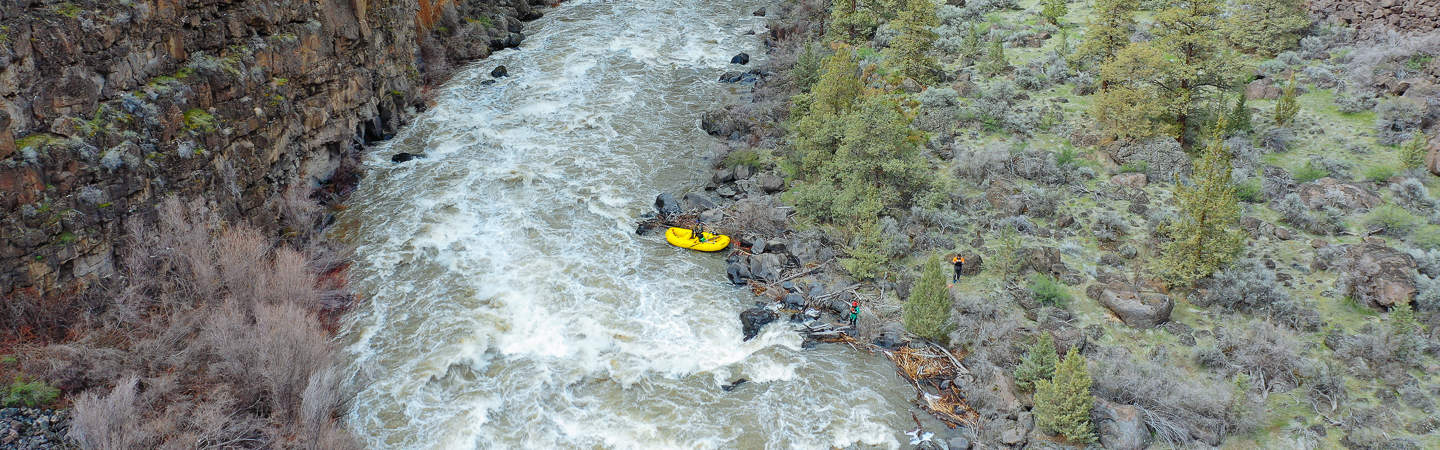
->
887;344;980;429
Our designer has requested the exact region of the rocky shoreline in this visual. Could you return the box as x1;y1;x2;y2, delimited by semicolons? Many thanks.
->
0;408;70;450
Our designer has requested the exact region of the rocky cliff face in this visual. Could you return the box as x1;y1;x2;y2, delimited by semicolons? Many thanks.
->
1308;0;1440;36
0;0;544;297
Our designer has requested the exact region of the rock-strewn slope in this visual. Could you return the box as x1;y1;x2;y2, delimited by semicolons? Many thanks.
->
1309;0;1440;36
0;0;544;297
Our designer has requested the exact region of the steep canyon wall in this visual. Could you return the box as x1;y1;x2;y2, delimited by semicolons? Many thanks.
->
0;0;544;297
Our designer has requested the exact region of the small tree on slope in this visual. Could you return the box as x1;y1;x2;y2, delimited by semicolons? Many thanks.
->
1034;349;1096;443
1014;332;1059;391
904;253;953;344
1160;118;1244;285
889;0;940;84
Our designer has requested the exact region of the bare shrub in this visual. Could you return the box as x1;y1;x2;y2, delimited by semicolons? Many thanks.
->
1089;346;1253;445
1198;258;1321;330
1391;177;1440;223
1091;210;1128;242
1274;193;1346;235
70;375;150;450
949;292;1026;368
1202;320;1305;394
1375;98;1425;146
720;195;789;236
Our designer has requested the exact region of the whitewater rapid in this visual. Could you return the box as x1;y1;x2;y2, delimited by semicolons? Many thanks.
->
335;1;935;448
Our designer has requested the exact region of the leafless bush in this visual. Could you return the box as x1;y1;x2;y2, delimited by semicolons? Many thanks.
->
1092;210;1128;242
1198;259;1321;331
948;292;1026;368
1343;30;1440;88
70;375;150;450
1089;346;1254;445
1274;193;1346;235
1333;323;1418;386
1376;98;1425;146
1391;178;1440;222
720;195;789;236
1202;320;1305;394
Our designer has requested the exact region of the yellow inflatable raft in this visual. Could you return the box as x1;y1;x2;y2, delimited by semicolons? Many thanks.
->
665;227;731;252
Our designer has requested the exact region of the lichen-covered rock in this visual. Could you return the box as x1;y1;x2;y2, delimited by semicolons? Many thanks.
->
1336;241;1418;309
1089;284;1173;328
1296;177;1382;211
1092;399;1150;450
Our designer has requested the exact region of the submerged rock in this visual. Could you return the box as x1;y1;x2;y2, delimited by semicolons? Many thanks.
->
740;307;777;341
491;65;509;78
654;193;682;217
730;53;750;65
391;152;423;163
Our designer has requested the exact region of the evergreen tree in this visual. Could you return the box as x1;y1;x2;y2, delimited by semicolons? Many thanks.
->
1034;350;1096;443
1274;73;1300;127
1074;0;1135;70
1400;132;1429;169
1152;0;1234;145
1228;92;1253;134
790;48;864;182
903;253;953;343
960;24;985;62
1041;0;1068;26
1014;333;1059;392
1224;0;1311;57
828;0;878;45
1092;43;1178;139
1160;119;1244;285
888;0;940;83
978;39;1010;76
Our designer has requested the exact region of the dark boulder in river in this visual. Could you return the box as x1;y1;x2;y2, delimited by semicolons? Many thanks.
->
491;65;509;78
654;193;682;217
740;307;777;341
391;152;423;163
730;53;749;65
726;261;752;285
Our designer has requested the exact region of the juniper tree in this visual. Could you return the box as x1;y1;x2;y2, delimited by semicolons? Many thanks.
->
1228;92;1253;134
960;24;985;62
978;39;1010;76
1041;0;1068;26
1014;333;1059;391
1160;119;1245;285
1274;73;1300;127
888;0;940;83
828;0;878;44
1224;0;1311;57
1152;0;1234;144
904;253;953;343
1400;132;1429;170
1075;0;1135;70
1093;43;1178;139
790;47;864;182
1034;350;1096;443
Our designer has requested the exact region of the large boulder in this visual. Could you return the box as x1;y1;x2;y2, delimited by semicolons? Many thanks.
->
1089;284;1173;328
1093;399;1150;450
1110;173;1148;189
681;192;718;212
1245;78;1282;99
1026;247;1064;277
740;307;777;341
1335;241;1417;309
1296;177;1382;211
700;108;746;138
748;253;784;282
726;261;752;285
756;173;784;193
655;193;682;217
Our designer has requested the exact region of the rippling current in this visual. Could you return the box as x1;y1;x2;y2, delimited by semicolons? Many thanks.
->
334;1;936;447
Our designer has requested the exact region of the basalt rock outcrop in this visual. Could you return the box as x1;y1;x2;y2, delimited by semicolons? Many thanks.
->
0;0;546;297
1308;0;1440;37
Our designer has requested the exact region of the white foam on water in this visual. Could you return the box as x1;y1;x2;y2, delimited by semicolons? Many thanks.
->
336;1;942;448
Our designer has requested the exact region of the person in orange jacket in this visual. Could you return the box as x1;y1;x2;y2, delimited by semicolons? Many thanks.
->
951;255;965;283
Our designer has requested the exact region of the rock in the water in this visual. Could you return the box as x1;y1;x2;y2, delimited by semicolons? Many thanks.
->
740;307;777;341
721;378;749;391
655;193;682;217
752;7;766;16
701;109;747;138
719;69;764;83
1335;242;1417;309
783;293;806;309
682;192;718;212
756;173;784;193
491;65;508;78
731;53;750;65
391;152;422;163
1090;284;1173;328
1093;399;1150;450
727;261;752;285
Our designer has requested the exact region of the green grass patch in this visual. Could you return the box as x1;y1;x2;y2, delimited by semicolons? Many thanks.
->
1363;204;1420;235
722;149;767;170
465;16;495;28
14;133;61;151
1340;296;1379;317
0;356;15;365
4;377;59;408
54;2;81;18
183;108;217;132
57;231;76;245
1293;162;1329;183
1409;224;1440;250
1119;160;1148;174
1028;273;1071;308
1362;164;1396;183
1235;178;1263;203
